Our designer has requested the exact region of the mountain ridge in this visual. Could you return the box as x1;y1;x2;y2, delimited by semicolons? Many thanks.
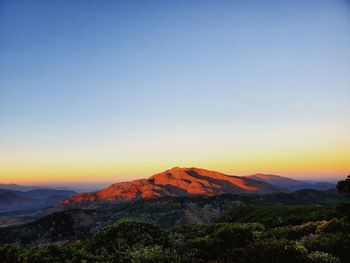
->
0;189;77;213
246;173;336;191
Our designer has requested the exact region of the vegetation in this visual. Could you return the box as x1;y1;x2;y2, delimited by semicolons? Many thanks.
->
0;177;349;263
217;205;338;227
1;216;349;263
337;175;350;217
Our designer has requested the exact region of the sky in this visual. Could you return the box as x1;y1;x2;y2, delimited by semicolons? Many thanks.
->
0;0;349;186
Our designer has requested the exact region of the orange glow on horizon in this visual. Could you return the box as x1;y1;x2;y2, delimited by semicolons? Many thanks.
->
1;148;348;185
1;123;349;185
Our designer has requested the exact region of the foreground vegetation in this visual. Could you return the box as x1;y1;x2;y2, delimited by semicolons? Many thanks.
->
1;215;349;263
0;176;349;263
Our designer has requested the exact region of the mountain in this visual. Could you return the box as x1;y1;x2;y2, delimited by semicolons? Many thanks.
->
0;189;77;213
0;184;81;192
61;167;283;207
311;181;337;190
13;189;77;199
0;192;39;211
0;184;39;191
246;173;336;191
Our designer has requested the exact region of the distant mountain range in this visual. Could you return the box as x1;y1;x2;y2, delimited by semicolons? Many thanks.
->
0;183;95;192
246;173;335;191
0;188;77;213
60;167;336;208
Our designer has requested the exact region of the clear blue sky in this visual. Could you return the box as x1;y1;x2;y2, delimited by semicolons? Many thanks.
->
0;0;349;184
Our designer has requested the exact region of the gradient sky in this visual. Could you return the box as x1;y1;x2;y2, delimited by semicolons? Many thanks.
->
1;0;349;186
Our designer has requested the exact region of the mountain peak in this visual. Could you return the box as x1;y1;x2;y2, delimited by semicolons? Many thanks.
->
150;167;232;184
168;166;183;171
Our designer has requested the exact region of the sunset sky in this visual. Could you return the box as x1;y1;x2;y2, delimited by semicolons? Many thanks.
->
1;0;349;186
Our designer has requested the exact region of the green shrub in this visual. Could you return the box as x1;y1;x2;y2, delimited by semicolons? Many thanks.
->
88;219;167;254
316;218;350;234
242;240;309;263
264;221;321;240
212;225;253;247
218;206;337;228
302;233;350;263
307;251;340;263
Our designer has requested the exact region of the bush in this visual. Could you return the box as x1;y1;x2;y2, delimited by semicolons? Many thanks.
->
264;221;321;240
88;219;167;254
187;224;253;261
242;240;309;263
129;245;185;263
212;225;253;248
302;233;350;263
315;218;350;234
307;251;341;263
336;203;350;217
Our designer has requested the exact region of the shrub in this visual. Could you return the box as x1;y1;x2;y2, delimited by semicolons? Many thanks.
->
302;233;350;263
315;218;350;234
212;225;253;248
88;219;167;254
264;221;321;240
242;240;309;263
307;251;340;263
